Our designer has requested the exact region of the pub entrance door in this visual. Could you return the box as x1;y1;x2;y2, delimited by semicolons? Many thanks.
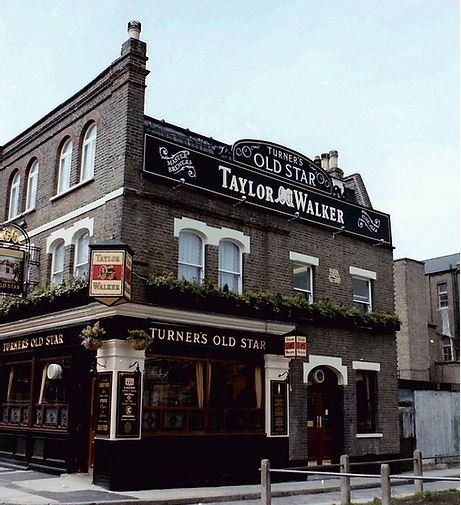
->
307;366;341;465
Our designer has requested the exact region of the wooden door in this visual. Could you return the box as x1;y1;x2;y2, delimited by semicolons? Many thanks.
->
307;391;334;465
87;376;96;472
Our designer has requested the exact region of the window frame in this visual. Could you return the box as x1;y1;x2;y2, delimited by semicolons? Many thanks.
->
50;240;65;285
441;336;454;362
289;252;319;303
178;231;205;283
25;160;39;212
352;276;373;312
355;369;378;433
218;239;242;293
80;123;97;182
8;171;21;220
437;283;449;309
142;355;264;435
73;230;90;279
57;138;73;195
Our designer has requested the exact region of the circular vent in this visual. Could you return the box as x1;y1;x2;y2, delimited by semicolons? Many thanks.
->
313;369;325;384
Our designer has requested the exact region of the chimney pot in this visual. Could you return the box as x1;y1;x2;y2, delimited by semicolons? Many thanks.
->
127;20;142;40
321;153;329;171
314;155;321;166
329;150;338;169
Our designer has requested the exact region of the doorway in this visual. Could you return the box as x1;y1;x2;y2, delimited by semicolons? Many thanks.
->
307;366;341;465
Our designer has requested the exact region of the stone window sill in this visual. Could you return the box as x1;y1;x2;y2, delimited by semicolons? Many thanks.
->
356;433;383;439
50;178;94;202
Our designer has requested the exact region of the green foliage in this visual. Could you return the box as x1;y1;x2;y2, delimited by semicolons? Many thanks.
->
80;320;106;340
0;278;88;322
146;272;400;332
127;329;154;345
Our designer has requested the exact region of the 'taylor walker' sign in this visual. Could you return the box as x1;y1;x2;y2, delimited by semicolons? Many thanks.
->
143;134;392;244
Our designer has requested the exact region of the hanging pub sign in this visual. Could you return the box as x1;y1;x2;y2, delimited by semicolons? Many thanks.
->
88;240;133;306
116;371;141;438
284;335;307;358
0;247;25;295
0;224;29;296
143;134;392;244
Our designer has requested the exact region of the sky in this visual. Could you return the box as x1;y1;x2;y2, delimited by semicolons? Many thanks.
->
0;0;458;261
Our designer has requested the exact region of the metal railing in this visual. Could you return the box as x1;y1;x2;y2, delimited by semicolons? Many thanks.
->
260;451;460;505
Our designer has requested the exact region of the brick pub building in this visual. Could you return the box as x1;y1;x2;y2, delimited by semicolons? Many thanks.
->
0;22;400;490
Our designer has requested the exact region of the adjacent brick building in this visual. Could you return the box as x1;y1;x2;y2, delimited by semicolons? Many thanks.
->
0;22;400;489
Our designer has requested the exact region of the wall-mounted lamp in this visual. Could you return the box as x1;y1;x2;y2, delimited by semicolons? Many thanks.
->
129;360;141;373
332;226;345;238
288;212;300;222
372;239;386;247
233;195;247;207
173;178;186;189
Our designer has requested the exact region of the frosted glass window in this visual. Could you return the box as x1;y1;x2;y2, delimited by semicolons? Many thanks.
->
25;161;39;211
57;139;73;194
178;231;203;282
74;231;90;278
219;240;242;293
8;172;21;219
80;124;97;181
51;241;65;285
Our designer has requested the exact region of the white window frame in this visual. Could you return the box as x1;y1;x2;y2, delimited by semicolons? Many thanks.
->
80;123;97;181
73;230;90;279
441;336;454;362
8;172;21;220
57;139;73;194
349;266;376;313
25;160;39;212
178;231;205;283
50;240;65;285
437;283;448;309
218;239;242;293
290;252;319;303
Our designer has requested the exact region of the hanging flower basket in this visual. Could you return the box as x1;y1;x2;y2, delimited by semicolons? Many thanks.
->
127;329;153;350
80;321;106;351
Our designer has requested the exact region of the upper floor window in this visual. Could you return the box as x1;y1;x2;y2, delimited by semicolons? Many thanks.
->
8;171;21;220
57;139;73;194
50;240;65;285
352;277;372;312
178;231;204;282
350;266;376;313
80;123;97;181
441;336;454;362
219;240;242;293
437;283;448;308
356;369;377;433
74;231;90;278
289;252;318;303
293;263;313;302
25;160;39;212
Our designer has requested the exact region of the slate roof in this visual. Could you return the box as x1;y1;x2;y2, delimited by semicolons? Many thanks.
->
424;253;460;274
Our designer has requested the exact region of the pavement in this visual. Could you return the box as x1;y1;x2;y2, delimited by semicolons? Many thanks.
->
0;463;458;505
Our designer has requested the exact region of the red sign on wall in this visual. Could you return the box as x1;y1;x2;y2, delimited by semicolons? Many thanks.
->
284;335;307;358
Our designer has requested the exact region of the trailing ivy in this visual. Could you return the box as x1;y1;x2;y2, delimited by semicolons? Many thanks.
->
146;271;400;332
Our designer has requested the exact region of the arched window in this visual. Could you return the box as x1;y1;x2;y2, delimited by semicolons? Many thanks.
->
80;123;97;181
50;240;65;285
57;139;73;194
178;231;204;282
219;240;242;293
8;171;21;220
25;160;39;212
74;231;90;278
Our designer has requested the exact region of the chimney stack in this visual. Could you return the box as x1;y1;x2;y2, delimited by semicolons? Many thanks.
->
127;20;141;40
314;155;321;166
328;150;344;179
321;153;329;171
